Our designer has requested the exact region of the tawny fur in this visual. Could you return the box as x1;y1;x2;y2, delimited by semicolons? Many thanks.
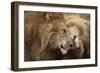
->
24;12;90;61
24;12;72;61
64;15;90;59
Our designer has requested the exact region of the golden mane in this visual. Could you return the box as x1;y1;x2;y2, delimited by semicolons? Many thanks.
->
24;12;66;61
64;15;90;58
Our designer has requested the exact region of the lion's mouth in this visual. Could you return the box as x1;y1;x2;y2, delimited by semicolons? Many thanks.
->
59;48;68;55
59;45;69;55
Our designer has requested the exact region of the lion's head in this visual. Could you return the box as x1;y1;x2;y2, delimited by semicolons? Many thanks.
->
25;12;73;61
41;13;73;55
64;15;90;58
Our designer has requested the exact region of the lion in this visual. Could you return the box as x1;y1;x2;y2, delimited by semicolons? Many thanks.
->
63;15;90;59
24;12;73;61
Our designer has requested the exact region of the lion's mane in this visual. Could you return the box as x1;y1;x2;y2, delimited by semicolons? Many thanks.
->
64;15;90;59
24;12;67;61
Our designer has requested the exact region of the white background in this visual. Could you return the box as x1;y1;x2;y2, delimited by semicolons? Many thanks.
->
0;0;99;73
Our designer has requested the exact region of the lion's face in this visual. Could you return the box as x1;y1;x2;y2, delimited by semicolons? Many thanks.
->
63;15;90;58
64;15;89;56
67;25;80;49
46;20;73;55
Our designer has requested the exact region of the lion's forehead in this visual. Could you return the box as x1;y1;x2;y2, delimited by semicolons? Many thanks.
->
69;26;79;34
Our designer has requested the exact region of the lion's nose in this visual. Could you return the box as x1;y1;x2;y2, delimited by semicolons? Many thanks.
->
61;45;64;48
70;43;73;47
70;44;73;47
59;45;68;55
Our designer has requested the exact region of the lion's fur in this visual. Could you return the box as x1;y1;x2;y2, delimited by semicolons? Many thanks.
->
24;12;90;61
24;12;72;61
64;15;90;58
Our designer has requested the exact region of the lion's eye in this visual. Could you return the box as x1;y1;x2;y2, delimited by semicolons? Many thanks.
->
63;29;66;33
74;35;77;39
73;35;77;41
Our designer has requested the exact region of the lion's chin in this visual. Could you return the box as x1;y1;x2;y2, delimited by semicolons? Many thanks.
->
48;47;69;55
59;48;68;55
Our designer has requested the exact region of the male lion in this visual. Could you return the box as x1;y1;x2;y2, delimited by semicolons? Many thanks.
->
24;12;73;61
63;15;90;59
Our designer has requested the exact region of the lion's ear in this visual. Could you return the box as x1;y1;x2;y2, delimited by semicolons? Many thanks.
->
45;13;64;23
45;13;54;23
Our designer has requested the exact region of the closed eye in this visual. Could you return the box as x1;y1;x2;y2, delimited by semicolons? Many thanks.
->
73;35;77;41
63;29;66;33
